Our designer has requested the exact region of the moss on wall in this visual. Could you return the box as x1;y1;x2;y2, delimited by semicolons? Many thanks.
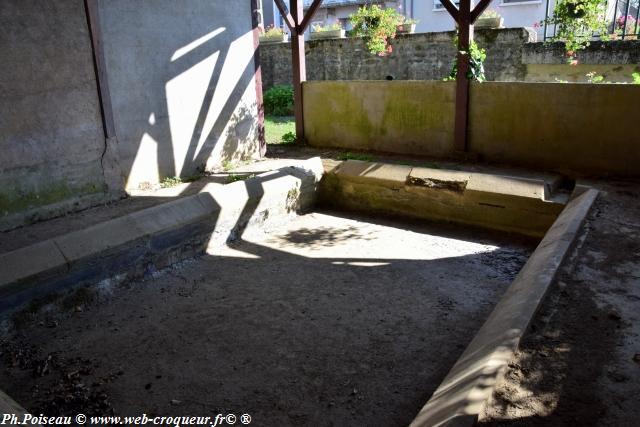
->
0;182;105;216
304;81;456;156
304;80;640;177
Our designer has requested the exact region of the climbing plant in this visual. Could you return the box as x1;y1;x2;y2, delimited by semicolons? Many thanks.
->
541;0;608;62
445;38;487;82
349;5;402;56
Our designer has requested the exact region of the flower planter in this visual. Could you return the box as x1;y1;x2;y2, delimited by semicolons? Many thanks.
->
396;23;416;34
474;17;504;29
310;29;345;40
259;34;289;44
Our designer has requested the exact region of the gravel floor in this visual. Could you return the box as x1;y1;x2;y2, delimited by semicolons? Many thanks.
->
0;211;532;426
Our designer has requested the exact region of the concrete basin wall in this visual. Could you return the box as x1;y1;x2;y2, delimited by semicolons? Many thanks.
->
304;81;640;177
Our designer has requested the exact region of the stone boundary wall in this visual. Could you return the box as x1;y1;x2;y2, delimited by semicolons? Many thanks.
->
260;29;640;88
303;81;640;178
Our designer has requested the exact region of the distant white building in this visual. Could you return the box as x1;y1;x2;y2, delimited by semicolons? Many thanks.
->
262;0;401;34
412;0;547;38
400;0;637;40
260;0;544;36
260;0;638;41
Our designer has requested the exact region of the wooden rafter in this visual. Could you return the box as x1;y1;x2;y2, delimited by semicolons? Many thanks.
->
470;0;494;22
439;0;460;23
273;0;296;31
299;0;324;32
439;0;493;25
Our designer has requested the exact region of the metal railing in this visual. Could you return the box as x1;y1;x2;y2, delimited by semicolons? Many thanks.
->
543;0;640;41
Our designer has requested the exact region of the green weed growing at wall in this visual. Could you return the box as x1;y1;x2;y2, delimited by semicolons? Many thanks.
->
264;85;294;116
445;38;487;82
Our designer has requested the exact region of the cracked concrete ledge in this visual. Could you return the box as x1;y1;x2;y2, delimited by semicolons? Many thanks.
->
320;160;567;237
0;158;323;314
409;188;599;427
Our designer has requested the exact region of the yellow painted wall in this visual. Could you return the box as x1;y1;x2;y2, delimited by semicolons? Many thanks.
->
303;81;456;157
469;82;640;176
304;80;640;177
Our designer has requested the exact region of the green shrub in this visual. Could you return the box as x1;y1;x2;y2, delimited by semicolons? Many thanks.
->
350;5;402;56
264;85;294;116
281;131;297;144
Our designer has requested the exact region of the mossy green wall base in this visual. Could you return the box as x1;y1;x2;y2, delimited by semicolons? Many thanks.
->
319;160;566;238
304;81;456;157
304;81;640;177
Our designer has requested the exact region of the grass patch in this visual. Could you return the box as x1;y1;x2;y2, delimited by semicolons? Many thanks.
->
159;174;202;188
160;176;184;188
222;160;234;171
336;152;375;162
265;115;296;144
226;174;255;184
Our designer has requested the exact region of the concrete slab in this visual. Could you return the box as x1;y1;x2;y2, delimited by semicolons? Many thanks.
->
409;167;473;192
335;160;412;188
127;195;216;237
0;241;68;295
409;189;598;427
0;159;323;315
322;160;566;237
53;216;146;264
467;173;549;200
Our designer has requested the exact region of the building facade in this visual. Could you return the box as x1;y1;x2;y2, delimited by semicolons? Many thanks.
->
261;0;638;41
262;1;401;34
413;0;546;38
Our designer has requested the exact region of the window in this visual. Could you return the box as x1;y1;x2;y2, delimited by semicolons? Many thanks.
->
434;0;460;11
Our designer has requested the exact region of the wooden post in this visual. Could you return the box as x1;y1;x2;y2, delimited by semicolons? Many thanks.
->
290;0;306;142
454;0;472;152
440;0;493;153
274;0;323;143
251;0;266;156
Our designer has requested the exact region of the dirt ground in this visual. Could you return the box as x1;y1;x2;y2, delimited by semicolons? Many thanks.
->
480;182;640;426
0;211;532;426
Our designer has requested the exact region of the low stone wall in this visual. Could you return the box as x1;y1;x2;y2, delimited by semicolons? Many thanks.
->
260;29;640;88
261;28;534;88
304;81;640;177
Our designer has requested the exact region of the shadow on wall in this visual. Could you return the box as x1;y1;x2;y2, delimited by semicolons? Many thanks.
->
98;0;264;190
